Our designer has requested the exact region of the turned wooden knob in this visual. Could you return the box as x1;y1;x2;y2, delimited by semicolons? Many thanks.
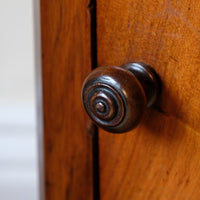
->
81;63;160;133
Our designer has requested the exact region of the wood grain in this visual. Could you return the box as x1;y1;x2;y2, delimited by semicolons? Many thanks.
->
40;0;93;199
97;0;200;199
99;112;200;200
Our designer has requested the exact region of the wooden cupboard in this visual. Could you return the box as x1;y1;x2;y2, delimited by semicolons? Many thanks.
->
38;0;200;199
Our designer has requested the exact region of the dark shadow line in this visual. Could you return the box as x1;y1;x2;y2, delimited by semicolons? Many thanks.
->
88;0;100;199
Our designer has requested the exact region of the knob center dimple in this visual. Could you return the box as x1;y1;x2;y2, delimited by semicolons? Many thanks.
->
95;102;106;113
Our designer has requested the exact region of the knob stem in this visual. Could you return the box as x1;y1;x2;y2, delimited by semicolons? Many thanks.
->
122;63;160;107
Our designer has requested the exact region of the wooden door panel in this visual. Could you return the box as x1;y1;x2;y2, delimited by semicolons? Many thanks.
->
97;0;200;199
97;0;200;131
99;112;200;200
40;0;94;199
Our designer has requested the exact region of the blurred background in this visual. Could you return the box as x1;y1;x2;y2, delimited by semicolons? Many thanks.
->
0;0;39;199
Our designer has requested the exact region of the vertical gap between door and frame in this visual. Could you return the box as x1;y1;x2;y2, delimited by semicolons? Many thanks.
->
88;0;100;199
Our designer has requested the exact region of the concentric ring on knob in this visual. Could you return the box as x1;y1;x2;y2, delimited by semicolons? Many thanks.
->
90;91;115;120
83;83;125;127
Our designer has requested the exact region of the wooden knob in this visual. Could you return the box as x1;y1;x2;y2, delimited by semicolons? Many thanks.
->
81;63;160;133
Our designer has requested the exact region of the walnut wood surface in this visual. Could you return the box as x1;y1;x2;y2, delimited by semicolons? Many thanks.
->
97;0;200;199
40;0;93;199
